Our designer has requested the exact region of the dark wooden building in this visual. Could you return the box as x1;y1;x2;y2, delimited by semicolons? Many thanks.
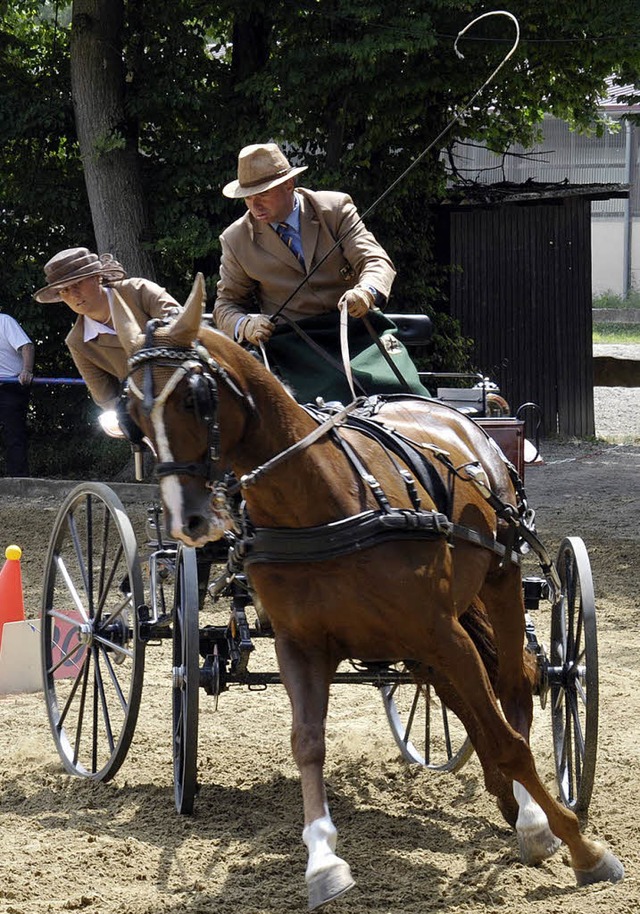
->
439;182;628;437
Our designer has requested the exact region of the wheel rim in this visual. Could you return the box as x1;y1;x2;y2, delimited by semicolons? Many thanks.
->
550;536;599;812
41;483;145;781
381;673;474;772
172;545;200;814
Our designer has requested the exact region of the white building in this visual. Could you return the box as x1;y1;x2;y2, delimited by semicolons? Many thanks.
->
446;82;640;297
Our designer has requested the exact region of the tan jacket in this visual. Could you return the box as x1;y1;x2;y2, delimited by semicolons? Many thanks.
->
214;188;396;338
65;277;180;410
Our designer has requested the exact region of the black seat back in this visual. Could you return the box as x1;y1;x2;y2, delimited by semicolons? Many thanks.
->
386;313;433;346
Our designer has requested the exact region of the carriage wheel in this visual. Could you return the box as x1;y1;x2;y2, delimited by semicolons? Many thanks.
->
550;536;599;812
172;545;200;815
41;482;145;781
381;674;474;772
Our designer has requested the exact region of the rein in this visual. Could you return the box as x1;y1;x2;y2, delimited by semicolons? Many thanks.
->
238;398;367;489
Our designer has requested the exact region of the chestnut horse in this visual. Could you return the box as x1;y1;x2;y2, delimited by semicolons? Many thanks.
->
111;275;623;909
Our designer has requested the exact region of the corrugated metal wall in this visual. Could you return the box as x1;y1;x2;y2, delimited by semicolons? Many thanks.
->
448;116;637;218
448;197;595;437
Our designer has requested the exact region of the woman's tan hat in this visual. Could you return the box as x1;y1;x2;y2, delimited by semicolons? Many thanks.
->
34;247;127;303
222;143;307;199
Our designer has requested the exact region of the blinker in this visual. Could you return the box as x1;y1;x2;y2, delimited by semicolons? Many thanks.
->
188;371;216;424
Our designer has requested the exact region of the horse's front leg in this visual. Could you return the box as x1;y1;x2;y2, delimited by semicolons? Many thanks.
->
275;634;355;910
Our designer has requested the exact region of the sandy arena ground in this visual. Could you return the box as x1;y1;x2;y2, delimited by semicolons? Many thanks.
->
0;380;639;913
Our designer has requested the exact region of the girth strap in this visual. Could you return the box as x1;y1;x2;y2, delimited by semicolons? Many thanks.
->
239;508;521;567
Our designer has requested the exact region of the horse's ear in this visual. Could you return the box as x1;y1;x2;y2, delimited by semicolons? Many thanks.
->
167;272;205;344
111;289;145;356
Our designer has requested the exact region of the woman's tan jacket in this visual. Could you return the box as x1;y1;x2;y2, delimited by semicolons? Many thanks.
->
65;278;180;411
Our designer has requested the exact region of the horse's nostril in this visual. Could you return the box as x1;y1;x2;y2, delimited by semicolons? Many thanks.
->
183;515;208;539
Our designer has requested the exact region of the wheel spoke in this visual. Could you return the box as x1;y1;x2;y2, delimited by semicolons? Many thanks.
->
95;542;125;624
55;556;90;622
93;650;116;755
71;658;90;767
424;686;431;764
42;483;146;782
404;685;420;746
381;674;473;772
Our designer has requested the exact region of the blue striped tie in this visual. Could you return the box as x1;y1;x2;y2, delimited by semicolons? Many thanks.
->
276;222;305;268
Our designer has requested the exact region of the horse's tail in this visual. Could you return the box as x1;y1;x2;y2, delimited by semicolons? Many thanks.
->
460;599;499;688
460;599;539;693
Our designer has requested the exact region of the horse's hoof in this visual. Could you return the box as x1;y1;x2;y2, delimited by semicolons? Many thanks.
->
517;824;562;866
575;849;625;886
307;860;355;911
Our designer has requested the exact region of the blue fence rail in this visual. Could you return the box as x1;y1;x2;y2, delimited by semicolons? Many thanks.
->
0;377;86;385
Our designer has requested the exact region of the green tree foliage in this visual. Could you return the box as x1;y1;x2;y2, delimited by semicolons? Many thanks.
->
1;1;639;473
5;1;640;311
0;2;88;354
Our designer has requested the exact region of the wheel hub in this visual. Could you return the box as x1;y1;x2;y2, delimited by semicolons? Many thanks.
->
77;623;93;645
173;664;187;689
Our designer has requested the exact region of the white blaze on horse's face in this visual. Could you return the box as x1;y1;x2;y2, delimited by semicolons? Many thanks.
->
150;404;234;547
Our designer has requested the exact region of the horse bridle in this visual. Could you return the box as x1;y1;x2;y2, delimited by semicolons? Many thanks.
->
126;323;246;489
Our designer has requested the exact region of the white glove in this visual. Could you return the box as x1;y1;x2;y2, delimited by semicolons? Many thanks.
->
338;285;375;318
238;314;274;344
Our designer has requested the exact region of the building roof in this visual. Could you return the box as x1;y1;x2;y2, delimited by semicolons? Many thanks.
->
443;179;630;207
601;77;640;113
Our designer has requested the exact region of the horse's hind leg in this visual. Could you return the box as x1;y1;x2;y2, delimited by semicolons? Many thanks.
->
479;570;536;741
479;571;561;863
424;609;624;885
275;634;355;911
456;601;520;826
424;666;519;826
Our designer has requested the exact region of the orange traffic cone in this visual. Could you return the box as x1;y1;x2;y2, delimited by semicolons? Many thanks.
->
0;544;25;649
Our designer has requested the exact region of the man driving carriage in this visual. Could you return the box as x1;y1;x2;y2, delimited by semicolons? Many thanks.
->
214;142;428;403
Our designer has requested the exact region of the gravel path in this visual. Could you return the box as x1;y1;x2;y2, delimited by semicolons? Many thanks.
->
593;343;639;443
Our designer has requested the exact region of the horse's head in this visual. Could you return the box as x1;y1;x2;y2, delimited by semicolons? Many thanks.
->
111;273;247;546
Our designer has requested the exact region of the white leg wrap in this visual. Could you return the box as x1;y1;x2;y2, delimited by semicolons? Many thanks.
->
513;781;562;865
302;813;355;910
302;813;339;880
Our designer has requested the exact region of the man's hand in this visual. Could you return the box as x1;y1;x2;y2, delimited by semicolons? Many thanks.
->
338;285;375;318
238;314;274;345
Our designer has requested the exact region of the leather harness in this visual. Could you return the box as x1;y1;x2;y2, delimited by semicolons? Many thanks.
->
125;339;549;574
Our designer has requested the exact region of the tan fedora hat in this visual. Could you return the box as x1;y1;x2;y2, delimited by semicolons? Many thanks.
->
34;247;127;303
222;143;308;199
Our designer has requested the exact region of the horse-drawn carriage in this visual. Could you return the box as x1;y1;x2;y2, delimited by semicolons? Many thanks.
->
40;279;621;909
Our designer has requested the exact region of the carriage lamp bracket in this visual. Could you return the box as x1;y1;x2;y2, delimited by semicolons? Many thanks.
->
522;574;554;711
523;575;550;609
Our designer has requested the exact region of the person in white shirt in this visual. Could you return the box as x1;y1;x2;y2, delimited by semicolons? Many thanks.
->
0;310;35;476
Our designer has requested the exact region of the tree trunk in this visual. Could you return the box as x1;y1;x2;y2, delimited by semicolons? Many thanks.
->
71;0;156;279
